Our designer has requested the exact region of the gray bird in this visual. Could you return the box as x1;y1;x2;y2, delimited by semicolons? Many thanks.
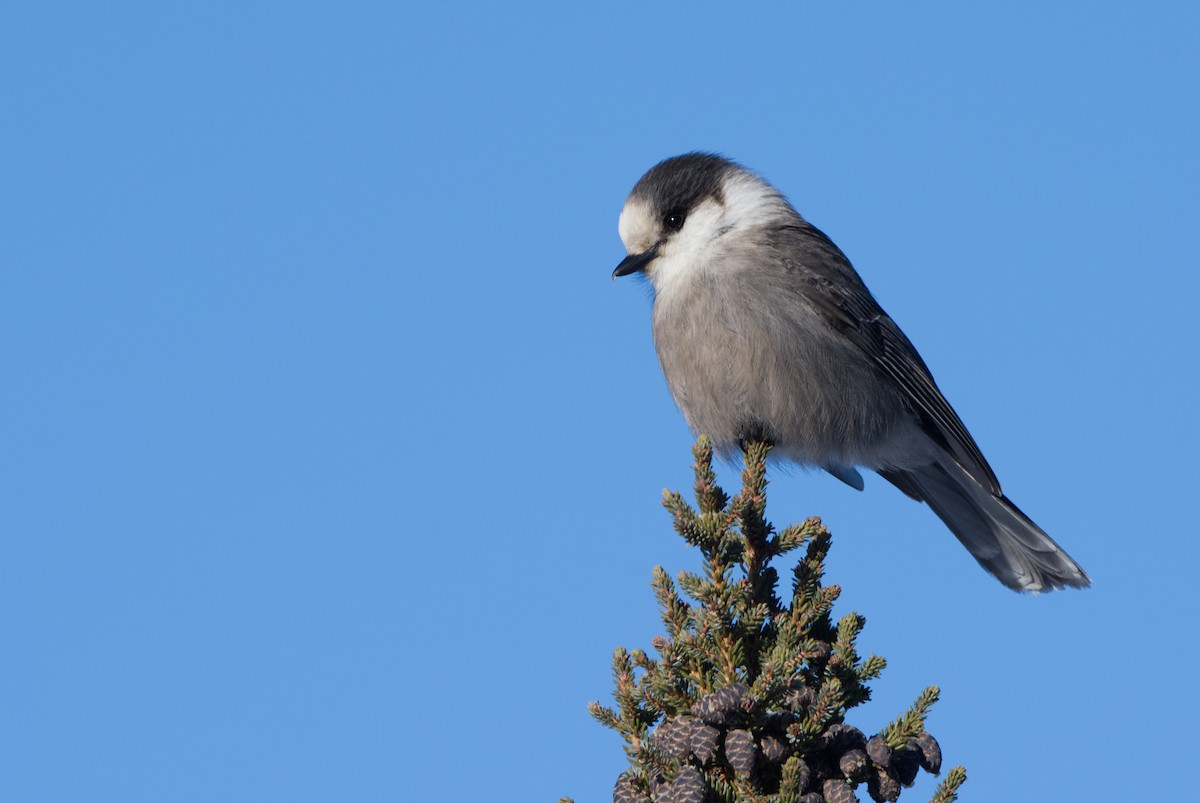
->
613;152;1088;593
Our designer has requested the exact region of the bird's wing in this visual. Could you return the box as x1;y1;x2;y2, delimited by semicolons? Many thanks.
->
770;223;1002;494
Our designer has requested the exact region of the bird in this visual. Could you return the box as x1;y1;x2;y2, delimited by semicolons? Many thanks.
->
612;152;1088;593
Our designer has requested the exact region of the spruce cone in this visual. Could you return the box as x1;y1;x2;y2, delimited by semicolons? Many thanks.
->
914;732;942;774
825;723;867;752
865;735;890;768
786;685;817;712
823;777;859;803
667;767;705;803
692;683;749;726
866;767;901;803
839;748;869;781
798;795;824;803
891;743;921;786
760;734;788;763
614;772;651;803
725;729;756;779
690;722;721;764
652;717;692;760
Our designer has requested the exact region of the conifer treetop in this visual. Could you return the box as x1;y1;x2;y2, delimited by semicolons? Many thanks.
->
572;438;966;803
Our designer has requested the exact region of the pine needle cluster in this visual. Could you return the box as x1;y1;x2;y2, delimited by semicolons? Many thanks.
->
576;438;966;803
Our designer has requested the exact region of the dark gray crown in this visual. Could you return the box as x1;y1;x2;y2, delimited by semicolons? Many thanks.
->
629;152;740;216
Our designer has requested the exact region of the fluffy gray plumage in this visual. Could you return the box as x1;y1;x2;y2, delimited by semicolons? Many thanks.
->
613;153;1088;593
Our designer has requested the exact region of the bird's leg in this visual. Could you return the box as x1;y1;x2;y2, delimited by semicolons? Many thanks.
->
737;422;775;455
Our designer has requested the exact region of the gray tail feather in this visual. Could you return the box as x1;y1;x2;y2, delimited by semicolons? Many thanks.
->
879;460;1090;593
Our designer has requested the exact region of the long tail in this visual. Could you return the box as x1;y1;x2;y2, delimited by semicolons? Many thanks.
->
879;458;1090;593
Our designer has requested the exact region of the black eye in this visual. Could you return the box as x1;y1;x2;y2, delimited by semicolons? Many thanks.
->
663;211;686;232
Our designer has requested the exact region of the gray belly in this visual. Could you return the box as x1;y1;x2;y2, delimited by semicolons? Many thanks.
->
652;279;915;468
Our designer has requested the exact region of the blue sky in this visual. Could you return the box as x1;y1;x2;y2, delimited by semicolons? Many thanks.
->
2;2;1197;801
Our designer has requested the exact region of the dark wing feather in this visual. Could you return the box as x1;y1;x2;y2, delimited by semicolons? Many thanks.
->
771;222;1002;494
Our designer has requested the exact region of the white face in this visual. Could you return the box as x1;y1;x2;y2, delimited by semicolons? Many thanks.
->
616;196;657;257
617;170;791;293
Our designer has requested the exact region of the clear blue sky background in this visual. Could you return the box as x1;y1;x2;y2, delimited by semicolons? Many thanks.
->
3;3;1197;801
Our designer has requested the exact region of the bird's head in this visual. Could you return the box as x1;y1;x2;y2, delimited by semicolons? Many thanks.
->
613;153;792;287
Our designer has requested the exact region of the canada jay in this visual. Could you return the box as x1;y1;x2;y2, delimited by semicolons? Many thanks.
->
613;153;1088;593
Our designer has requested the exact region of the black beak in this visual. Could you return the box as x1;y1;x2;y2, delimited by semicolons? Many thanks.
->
612;244;659;279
